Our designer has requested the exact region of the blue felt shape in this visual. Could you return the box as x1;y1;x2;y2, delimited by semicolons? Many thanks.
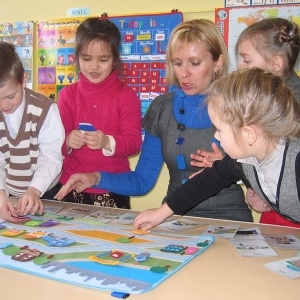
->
78;123;96;131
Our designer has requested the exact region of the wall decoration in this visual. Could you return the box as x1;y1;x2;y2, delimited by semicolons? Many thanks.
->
0;21;34;88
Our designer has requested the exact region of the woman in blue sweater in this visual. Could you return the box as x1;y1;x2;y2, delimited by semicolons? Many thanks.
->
55;19;252;221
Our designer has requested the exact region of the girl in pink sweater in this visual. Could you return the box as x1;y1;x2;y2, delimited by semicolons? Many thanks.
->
46;18;142;208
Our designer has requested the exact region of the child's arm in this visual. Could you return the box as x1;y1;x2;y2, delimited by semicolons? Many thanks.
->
134;203;174;231
30;104;64;197
0;156;19;222
0;190;20;222
106;88;142;158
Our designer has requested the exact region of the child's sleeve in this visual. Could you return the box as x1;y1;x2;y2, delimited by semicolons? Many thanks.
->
0;156;8;194
109;87;142;157
30;104;65;196
165;155;242;215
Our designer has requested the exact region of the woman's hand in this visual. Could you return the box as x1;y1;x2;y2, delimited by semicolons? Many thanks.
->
190;142;223;168
54;172;100;201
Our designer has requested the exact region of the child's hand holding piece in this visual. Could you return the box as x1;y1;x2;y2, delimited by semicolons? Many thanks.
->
17;187;44;216
134;203;174;231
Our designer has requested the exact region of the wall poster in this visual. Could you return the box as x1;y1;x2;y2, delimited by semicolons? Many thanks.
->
36;17;87;101
215;4;300;72
0;21;34;88
107;12;183;118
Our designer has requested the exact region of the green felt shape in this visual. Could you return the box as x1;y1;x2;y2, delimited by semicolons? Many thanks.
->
196;242;209;247
117;237;131;243
34;254;53;265
2;246;20;256
150;266;168;273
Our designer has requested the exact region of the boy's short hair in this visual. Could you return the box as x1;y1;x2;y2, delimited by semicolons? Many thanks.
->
0;41;24;88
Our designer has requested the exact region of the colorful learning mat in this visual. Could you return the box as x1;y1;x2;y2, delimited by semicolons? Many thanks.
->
0;210;214;294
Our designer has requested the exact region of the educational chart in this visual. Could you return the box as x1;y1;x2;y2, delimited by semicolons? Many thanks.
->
36;17;87;101
107;12;182;118
0;21;34;88
0;206;213;294
215;4;300;72
35;12;183;119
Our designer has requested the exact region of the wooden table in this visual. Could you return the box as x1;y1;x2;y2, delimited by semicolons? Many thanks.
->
0;200;299;300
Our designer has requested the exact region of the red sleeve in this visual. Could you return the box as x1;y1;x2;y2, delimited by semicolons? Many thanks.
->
57;86;76;157
112;86;142;157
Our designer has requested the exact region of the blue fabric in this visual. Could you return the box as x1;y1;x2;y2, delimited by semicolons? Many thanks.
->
99;131;164;195
99;90;215;196
173;91;212;129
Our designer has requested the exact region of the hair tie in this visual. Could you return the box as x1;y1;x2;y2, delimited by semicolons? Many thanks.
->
279;23;297;45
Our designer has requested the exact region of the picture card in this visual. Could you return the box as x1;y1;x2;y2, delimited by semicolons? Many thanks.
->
230;238;278;257
156;218;205;232
57;206;97;219
264;256;300;279
263;234;300;250
82;210;122;223
234;227;264;240
201;225;240;239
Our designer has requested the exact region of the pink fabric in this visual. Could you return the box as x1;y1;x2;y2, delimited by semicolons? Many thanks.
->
58;71;142;194
260;211;300;228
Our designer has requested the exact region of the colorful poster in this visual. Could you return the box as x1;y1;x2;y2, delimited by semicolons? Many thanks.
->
215;5;300;73
36;17;87;101
107;12;183;118
0;21;34;88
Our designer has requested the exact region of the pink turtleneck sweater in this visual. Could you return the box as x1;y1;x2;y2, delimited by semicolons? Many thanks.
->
58;70;142;194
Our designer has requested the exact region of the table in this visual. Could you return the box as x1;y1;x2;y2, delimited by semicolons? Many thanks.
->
0;200;299;300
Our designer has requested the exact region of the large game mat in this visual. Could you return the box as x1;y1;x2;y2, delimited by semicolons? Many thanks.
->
0;205;214;294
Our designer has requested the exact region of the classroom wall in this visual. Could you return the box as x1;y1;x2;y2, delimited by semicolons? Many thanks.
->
0;0;223;23
1;0;260;221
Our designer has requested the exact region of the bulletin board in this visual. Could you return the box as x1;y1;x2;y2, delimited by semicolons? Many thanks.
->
0;21;34;88
215;4;300;72
35;12;183;117
107;12;183;118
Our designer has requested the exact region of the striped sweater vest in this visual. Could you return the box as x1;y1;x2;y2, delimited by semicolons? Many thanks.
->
0;88;59;196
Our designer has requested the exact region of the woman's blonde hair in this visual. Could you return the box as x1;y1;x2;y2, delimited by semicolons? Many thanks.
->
165;19;229;86
207;68;300;141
